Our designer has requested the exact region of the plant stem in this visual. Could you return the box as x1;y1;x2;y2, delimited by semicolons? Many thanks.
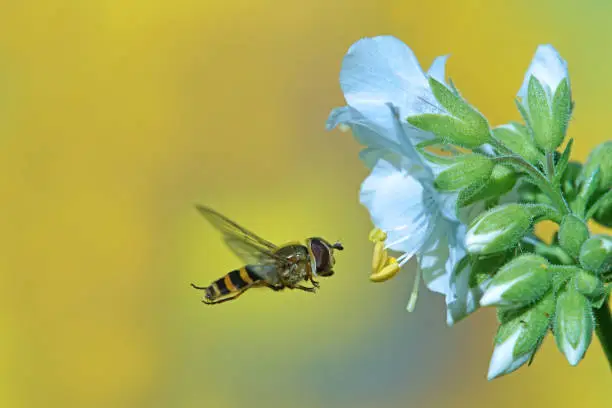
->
594;299;612;371
494;155;570;215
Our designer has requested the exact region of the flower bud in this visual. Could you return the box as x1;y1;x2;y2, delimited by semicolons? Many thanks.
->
488;292;554;380
558;215;589;259
592;197;612;228
465;204;533;255
492;123;542;164
579;235;612;274
457;165;517;208
580;141;612;191
434;154;494;192
554;286;593;366
525;76;571;151
573;269;603;298
480;254;551;307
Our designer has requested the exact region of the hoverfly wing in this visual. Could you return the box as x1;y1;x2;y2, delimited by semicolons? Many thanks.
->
195;205;288;267
247;264;282;286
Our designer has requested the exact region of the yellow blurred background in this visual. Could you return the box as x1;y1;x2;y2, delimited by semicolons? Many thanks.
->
1;0;610;407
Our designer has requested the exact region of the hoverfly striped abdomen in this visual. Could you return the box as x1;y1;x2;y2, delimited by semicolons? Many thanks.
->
205;265;262;301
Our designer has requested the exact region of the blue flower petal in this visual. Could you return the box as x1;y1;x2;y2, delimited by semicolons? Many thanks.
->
339;36;445;126
427;55;450;84
360;160;435;257
517;44;569;102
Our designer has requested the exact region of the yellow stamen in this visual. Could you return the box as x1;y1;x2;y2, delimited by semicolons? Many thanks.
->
368;228;387;243
370;257;401;282
372;241;388;274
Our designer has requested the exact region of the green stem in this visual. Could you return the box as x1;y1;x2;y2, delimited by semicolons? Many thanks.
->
594;299;612;371
494;155;570;215
521;236;574;265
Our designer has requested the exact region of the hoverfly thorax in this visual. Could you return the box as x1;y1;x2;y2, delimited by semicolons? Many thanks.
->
306;237;343;277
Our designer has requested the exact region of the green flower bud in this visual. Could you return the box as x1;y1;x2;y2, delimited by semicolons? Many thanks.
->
558;215;589;258
526;76;554;150
488;292;554;380
465;204;533;255
434;154;494;192
492;123;542;164
592;197;612;228
554;286;593;366
523;76;571;151
580;141;612;191
480;254;551;307
573;270;603;298
579;235;612;274
457;165;517;208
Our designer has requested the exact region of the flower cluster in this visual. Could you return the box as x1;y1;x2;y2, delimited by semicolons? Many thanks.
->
327;36;612;379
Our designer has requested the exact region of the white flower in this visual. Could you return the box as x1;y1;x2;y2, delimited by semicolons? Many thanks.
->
327;35;450;147
326;36;486;324
517;44;569;104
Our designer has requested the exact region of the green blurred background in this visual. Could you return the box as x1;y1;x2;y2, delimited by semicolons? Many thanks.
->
1;0;610;407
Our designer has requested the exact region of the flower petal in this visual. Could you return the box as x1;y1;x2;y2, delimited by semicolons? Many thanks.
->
446;259;491;326
327;106;401;149
339;36;445;125
360;159;434;256
517;45;568;101
427;55;449;84
417;220;453;294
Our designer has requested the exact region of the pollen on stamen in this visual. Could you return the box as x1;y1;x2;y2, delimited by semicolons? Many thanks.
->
372;241;388;274
368;228;387;243
370;257;401;282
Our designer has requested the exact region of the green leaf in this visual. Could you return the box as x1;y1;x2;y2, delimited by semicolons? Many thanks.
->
447;77;461;95
575;167;602;217
527;76;555;151
580;140;612;191
407;113;491;148
549;265;577;294
457;165;517;208
492;123;543;165
434;154;494;192
523;203;563;224
551;78;572;151
515;98;532;129
590;190;612;228
553;138;574;186
428;77;475;119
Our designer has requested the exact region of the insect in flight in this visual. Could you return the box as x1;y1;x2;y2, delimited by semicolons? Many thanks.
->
191;205;344;305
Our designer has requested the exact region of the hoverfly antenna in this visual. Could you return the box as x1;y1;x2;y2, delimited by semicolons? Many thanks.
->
332;241;344;251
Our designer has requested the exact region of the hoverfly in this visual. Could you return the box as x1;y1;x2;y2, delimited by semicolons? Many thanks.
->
191;205;343;305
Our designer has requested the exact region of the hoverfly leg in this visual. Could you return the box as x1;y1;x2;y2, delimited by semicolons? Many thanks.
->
258;282;285;292
310;278;320;288
294;284;317;294
191;283;208;290
203;290;248;305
